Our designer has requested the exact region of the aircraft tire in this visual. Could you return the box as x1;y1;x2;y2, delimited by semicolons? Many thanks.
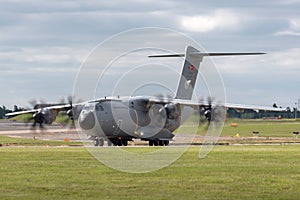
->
117;140;122;146
93;138;100;146
112;139;118;146
149;140;154;146
164;141;169;146
153;140;158;146
99;138;104;146
158;140;164;146
122;140;128;146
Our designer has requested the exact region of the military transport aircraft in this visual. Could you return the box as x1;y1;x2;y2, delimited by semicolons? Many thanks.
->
5;46;283;146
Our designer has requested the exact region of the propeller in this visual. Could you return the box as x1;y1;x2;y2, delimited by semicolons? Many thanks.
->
67;95;74;119
26;96;77;130
148;93;181;132
202;97;213;124
66;95;76;129
201;97;226;127
148;104;167;128
27;99;48;131
64;94;84;129
135;93;173;137
32;110;45;129
199;97;226;159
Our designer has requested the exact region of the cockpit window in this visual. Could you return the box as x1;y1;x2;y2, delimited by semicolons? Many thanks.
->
95;103;104;111
83;104;95;112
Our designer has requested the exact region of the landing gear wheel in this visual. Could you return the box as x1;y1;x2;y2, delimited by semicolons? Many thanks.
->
122;140;128;146
99;138;104;146
153;140;159;146
93;138;99;146
164;140;169;146
117;140;122;146
158;140;164;146
149;140;154;146
112;139;118;146
93;138;104;146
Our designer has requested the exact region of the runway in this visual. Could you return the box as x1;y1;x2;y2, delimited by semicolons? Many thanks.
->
2;121;296;146
0;121;81;141
0;121;207;145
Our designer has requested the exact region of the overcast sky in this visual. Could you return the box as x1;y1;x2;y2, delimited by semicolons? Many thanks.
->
0;0;300;109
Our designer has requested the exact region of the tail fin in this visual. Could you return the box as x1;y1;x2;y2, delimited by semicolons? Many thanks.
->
175;46;203;100
149;46;265;100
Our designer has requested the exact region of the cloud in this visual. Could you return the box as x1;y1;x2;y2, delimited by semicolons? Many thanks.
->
269;48;300;69
211;48;300;107
180;9;240;33
214;48;300;75
275;0;300;5
0;46;85;72
0;0;299;108
275;19;300;36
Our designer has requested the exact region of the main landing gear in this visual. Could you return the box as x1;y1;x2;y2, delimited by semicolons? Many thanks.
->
148;140;169;146
93;137;170;147
93;137;128;147
110;138;128;146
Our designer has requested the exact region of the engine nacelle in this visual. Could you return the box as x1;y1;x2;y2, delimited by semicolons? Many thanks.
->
164;103;181;131
164;103;181;119
204;110;211;121
33;108;57;125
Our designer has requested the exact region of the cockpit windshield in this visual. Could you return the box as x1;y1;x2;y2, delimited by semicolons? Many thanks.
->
82;103;95;112
95;103;104;111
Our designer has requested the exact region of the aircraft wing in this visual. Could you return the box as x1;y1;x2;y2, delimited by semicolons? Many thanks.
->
148;98;285;111
5;109;40;117
5;104;74;117
223;103;285;112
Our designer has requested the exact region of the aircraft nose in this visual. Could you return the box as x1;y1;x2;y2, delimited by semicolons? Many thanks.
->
79;111;95;130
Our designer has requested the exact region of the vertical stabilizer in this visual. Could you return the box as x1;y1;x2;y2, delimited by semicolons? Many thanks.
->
148;46;264;100
175;46;203;100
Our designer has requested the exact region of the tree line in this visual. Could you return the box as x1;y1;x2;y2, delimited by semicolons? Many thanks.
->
227;108;299;119
0;105;24;119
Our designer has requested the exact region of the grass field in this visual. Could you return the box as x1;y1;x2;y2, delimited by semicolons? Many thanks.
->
0;146;299;199
177;117;300;138
220;119;300;137
0;135;81;147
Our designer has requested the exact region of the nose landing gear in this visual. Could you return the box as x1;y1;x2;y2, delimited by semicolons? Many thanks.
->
93;137;104;146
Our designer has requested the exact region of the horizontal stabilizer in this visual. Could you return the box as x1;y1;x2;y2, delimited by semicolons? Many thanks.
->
148;52;265;58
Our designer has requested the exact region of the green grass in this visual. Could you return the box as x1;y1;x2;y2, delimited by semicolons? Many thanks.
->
0;146;299;199
54;112;72;125
9;113;33;123
221;120;300;137
0;135;81;147
177;118;300;138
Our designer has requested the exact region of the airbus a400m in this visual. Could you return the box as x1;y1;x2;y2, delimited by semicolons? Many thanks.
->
6;46;283;146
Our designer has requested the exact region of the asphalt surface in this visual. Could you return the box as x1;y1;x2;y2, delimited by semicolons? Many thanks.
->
3;121;294;146
0;121;81;141
0;121;204;145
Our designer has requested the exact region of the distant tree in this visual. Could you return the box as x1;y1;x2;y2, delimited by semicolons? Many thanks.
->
0;105;12;119
284;107;292;118
13;105;24;112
